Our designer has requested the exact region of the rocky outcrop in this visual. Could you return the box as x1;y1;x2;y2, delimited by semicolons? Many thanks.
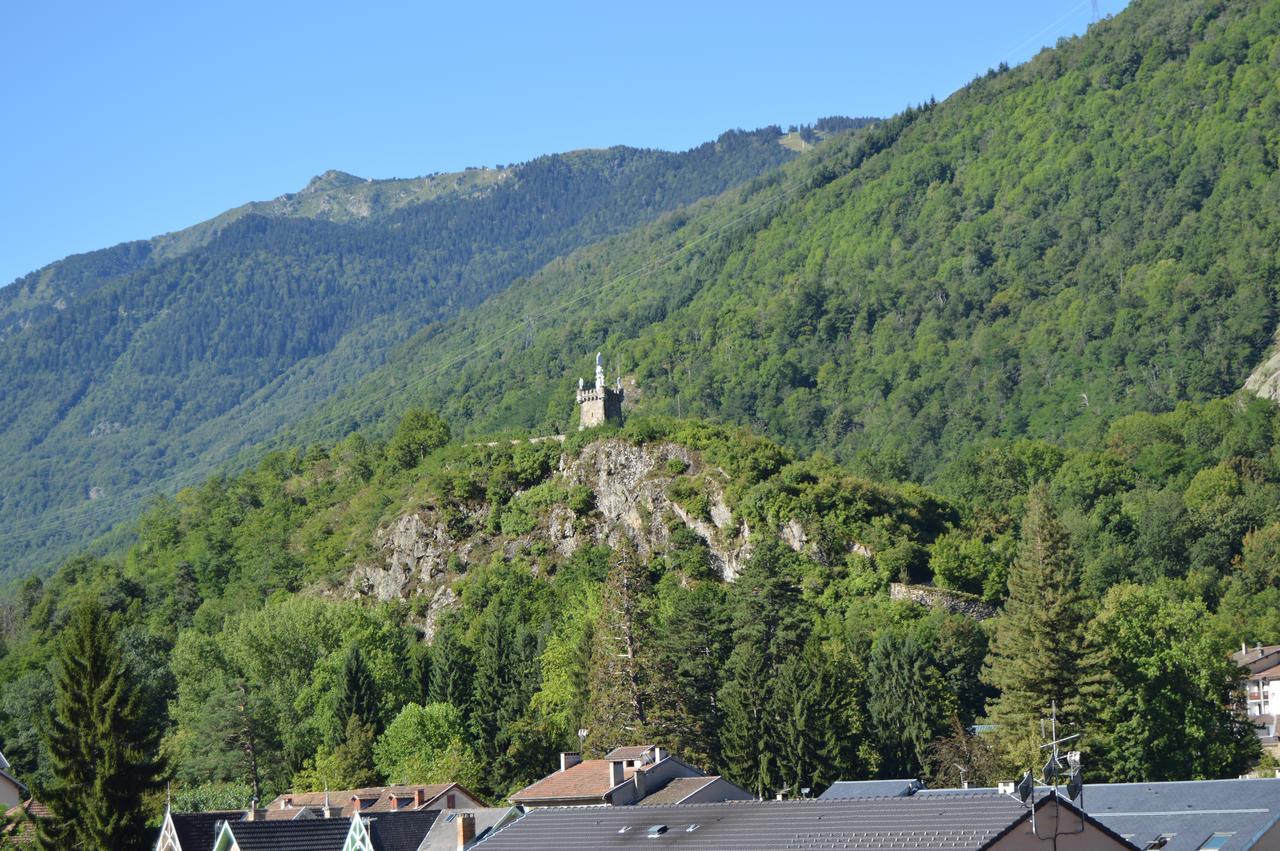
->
561;440;751;579
341;438;845;631
1246;342;1280;402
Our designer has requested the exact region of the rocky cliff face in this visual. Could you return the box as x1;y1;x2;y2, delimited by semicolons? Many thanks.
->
1245;339;1280;403
341;438;754;636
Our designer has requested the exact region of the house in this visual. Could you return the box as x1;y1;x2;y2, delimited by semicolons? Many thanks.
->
0;750;26;809
416;808;522;851
341;809;440;851
1079;778;1280;850
265;783;487;818
818;778;924;800
154;809;244;851
635;776;753;806
469;792;1136;850
211;816;352;851
2;798;49;846
1232;644;1280;751
345;807;520;851
509;746;749;808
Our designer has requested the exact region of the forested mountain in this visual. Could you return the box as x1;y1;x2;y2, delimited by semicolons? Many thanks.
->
0;124;853;579
0;398;1270;808
289;0;1280;485
4;0;1280;824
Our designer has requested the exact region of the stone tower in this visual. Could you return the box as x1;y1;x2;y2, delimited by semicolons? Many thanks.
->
576;352;624;429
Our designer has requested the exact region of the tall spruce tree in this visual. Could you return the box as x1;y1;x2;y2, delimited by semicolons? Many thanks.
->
35;602;161;851
335;644;380;739
982;484;1091;766
717;643;773;797
769;643;828;796
428;623;474;712
866;632;947;777
648;582;729;769
582;544;653;755
468;607;510;771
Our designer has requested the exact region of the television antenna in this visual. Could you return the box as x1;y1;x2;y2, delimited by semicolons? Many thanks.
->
1091;0;1100;22
1002;701;1086;839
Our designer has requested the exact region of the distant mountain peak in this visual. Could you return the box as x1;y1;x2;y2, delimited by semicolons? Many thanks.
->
302;169;366;193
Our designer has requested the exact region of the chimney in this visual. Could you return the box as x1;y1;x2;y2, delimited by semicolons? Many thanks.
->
560;752;582;772
390;795;400;811
351;795;363;812
281;797;292;809
610;760;626;787
414;788;426;808
457;812;476;850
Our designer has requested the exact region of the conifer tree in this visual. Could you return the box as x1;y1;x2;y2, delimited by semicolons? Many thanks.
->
428;623;473;711
582;544;653;754
34;602;161;851
770;644;827;796
331;715;381;788
468;608;510;772
335;644;380;739
717;643;773;798
648;583;729;768
982;484;1091;764
866;632;947;777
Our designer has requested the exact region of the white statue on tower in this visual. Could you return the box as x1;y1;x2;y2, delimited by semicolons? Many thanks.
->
594;351;605;391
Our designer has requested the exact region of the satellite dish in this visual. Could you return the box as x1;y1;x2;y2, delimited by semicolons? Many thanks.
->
1066;769;1083;801
1016;771;1034;803
1042;754;1059;785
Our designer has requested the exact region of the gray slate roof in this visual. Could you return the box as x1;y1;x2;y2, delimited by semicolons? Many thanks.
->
221;817;351;851
363;810;441;851
470;793;1061;850
419;809;520;851
637;777;720;806
1081;778;1280;851
171;811;241;851
819;780;923;800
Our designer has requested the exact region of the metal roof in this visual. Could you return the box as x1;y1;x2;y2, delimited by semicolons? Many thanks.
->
170;811;241;851
220;817;351;851
1081;778;1280;851
818;780;923;800
470;793;1125;850
362;810;441;851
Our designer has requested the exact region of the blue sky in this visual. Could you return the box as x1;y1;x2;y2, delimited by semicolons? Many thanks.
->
1;0;1128;286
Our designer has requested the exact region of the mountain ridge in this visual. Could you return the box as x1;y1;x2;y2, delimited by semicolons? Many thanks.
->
0;122;877;579
280;0;1280;485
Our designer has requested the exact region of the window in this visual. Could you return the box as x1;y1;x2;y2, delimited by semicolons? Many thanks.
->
1198;834;1234;850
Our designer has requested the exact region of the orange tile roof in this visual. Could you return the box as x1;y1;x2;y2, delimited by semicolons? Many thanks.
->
266;783;480;816
510;760;619;803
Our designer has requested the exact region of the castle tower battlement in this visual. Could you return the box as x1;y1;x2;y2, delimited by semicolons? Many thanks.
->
577;352;624;429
